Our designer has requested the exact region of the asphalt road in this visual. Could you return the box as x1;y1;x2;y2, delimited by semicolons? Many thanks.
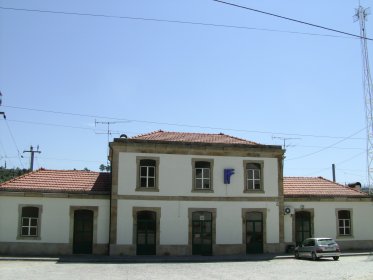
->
0;255;372;280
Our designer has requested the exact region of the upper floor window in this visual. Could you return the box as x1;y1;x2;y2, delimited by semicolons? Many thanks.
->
136;157;159;191
338;210;351;236
192;159;214;192
244;161;264;192
19;205;42;239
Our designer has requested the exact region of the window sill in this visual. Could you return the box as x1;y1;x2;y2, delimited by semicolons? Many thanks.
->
192;189;214;193
336;234;354;239
135;187;159;192
17;236;41;241
243;189;265;194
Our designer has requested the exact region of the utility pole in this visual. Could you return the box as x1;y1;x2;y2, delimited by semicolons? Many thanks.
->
23;145;41;171
354;6;373;194
0;91;6;119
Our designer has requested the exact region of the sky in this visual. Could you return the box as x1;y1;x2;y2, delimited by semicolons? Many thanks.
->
0;0;372;186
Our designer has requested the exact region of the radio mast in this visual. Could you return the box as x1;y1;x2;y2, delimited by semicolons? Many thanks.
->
354;6;373;193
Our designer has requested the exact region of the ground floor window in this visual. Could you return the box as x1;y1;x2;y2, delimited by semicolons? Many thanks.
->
18;205;42;239
337;210;352;236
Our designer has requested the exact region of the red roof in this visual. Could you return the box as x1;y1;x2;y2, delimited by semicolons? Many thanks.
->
0;169;111;194
131;130;260;145
284;177;368;198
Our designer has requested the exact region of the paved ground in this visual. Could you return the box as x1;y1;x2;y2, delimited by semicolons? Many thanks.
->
0;255;373;280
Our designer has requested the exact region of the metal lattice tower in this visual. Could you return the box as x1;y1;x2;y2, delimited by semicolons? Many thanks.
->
355;6;373;192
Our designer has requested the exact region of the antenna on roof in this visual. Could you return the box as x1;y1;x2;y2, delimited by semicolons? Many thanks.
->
272;136;301;150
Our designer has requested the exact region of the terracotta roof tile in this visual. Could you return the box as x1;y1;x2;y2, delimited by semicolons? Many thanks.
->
0;169;111;194
284;177;368;198
131;130;260;145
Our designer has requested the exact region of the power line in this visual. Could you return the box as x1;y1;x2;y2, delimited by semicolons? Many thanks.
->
6;117;366;151
212;0;373;41
301;151;366;177
3;105;366;140
0;6;357;40
286;127;366;161
3;120;25;168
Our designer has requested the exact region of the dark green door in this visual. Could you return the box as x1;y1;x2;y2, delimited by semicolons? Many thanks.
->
295;211;311;246
137;211;156;255
192;211;212;256
73;210;93;254
246;212;263;254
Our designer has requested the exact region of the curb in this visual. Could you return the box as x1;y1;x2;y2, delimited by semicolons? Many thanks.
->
0;252;371;263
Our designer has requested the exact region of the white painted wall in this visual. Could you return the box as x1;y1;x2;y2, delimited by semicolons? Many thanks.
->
0;196;110;243
116;200;280;246
284;201;373;242
118;153;279;197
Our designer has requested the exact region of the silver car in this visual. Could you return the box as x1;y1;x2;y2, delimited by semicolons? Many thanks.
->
294;238;341;261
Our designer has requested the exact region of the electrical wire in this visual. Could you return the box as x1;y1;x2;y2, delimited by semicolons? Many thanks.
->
286;127;366;161
3;120;25;168
4;105;366;140
212;0;373;41
0;6;357;40
300;151;365;177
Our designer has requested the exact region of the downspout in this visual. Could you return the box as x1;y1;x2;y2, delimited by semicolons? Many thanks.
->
108;142;113;256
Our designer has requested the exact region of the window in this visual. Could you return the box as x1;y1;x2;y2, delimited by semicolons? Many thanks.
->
136;157;159;191
18;205;42;239
338;210;351;236
244;161;264;192
140;159;156;188
195;161;211;189
192;159;214;192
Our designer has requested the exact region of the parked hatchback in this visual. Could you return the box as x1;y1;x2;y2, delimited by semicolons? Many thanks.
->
294;238;341;261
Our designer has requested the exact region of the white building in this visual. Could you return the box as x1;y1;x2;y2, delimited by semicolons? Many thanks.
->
0;130;372;256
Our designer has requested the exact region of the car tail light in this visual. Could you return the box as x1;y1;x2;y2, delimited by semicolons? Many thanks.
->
316;248;323;253
336;247;340;252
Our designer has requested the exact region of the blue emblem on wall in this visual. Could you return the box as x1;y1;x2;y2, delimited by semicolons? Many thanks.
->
224;169;235;184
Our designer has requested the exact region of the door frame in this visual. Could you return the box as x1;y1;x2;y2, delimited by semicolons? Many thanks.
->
69;206;98;254
132;207;161;255
242;208;267;254
188;208;216;255
293;209;314;245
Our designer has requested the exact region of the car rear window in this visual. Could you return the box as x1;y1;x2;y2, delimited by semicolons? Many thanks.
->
318;239;336;246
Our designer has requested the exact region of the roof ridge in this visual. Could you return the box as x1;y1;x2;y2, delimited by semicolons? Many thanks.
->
131;130;258;144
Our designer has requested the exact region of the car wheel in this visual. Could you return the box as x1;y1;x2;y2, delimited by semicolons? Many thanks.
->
295;251;299;259
333;256;339;261
311;252;319;261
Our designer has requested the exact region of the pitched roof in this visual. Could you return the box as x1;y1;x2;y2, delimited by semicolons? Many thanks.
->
0;169;111;195
284;177;368;198
131;130;261;145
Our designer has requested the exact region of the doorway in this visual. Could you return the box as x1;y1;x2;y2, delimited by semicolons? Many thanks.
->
136;211;156;255
192;211;212;256
295;211;312;246
73;209;94;254
246;212;263;254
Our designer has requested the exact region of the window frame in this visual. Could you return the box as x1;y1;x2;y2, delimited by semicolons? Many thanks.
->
17;205;42;240
336;209;353;237
192;159;214;192
136;156;160;192
243;160;264;193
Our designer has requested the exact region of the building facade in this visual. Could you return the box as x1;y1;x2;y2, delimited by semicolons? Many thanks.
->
109;131;284;255
0;130;372;256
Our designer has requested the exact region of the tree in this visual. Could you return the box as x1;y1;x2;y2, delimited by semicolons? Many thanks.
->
99;164;110;172
0;167;29;183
